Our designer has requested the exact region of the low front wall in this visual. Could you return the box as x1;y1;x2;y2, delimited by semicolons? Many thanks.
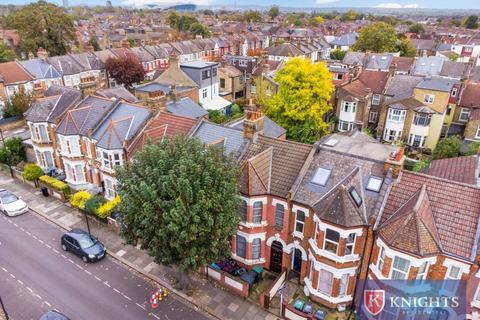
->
200;266;250;298
260;270;286;309
282;302;315;320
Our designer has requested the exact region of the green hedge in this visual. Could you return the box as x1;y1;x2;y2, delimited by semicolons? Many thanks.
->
84;195;108;216
39;175;71;198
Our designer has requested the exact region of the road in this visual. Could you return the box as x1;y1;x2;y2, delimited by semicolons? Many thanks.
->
0;211;211;320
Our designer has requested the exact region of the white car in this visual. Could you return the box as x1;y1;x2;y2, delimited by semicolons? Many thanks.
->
0;189;28;216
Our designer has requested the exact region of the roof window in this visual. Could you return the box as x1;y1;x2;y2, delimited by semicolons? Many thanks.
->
366;176;383;192
312;168;331;186
349;187;363;207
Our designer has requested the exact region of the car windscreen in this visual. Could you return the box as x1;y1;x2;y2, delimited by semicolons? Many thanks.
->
78;235;97;249
1;193;18;204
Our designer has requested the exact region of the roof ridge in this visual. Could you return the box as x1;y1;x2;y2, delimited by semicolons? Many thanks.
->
403;170;480;190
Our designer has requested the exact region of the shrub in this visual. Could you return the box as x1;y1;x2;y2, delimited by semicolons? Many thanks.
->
39;175;71;198
432;136;461;160
96;196;121;219
84;195;108;216
412;159;431;172
0;137;26;166
70;191;92;210
23;164;44;181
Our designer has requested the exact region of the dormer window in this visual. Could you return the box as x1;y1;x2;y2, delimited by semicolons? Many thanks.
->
312;168;331;186
349;187;362;207
366;176;383;192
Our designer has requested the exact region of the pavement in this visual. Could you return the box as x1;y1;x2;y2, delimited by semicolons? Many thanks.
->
0;170;279;320
0;212;210;320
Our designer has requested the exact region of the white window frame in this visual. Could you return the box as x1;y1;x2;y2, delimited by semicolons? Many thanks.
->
459;108;470;122
342;101;357;113
202;88;208;99
413;113;431;127
345;233;356;256
252;201;263;224
476;126;480;139
416;261;429;280
387;108;406;122
294;210;305;234
339;274;349;296
451;87;458;97
378;246;386;273
323;229;340;255
390;256;411;280
423;94;435;104
369;111;378;123
372;94;381;106
338;120;353;132
252;238;261;259
104;177;116;199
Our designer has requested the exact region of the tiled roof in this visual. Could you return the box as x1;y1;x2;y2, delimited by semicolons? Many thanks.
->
342;51;366;66
19;59;61;79
423;155;478;185
47;55;83;76
267;43;304;57
240;147;273;195
154;58;197;88
96;87;139;103
240;135;313;198
459;82;480;108
228;116;286;139
126;112;198;157
392;56;414;73
341;70;390;96
439;61;468;79
378;171;480;261
0;61;33;84
378;185;442;257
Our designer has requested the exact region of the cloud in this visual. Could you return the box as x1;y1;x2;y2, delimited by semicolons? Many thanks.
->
121;0;211;7
316;0;340;4
376;3;419;8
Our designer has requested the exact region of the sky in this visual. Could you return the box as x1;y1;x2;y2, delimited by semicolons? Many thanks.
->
2;0;479;9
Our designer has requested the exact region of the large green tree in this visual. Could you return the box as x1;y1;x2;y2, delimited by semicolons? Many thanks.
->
268;5;280;20
397;39;417;57
408;23;425;34
0;43;16;63
2;89;34;118
5;1;75;56
464;15;479;29
352;22;398;53
116;136;240;287
264;58;334;143
0;137;26;167
432;136;461;160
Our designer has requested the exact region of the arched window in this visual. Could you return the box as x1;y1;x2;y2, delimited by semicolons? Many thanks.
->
253;201;263;223
239;200;247;222
275;203;284;228
236;235;246;258
252;238;261;259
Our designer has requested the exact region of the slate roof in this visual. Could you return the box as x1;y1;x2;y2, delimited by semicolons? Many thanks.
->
19;59;61;79
191;120;245;155
96;87;139;103
93;102;151;150
385;75;423;99
166;97;208;119
439;61;469;79
378;184;442;257
180;61;218;69
229;116;286;139
423;155;479;185
415;77;457;93
239;135;313;198
365;54;393;70
47;55;83;76
267;43;304;57
378;171;480;261
25;86;82;123
342;51;366;66
70;52;105;71
0;61;33;84
412;56;445;77
126;112;198;158
56;96;116;136
330;33;358;46
412;39;436;51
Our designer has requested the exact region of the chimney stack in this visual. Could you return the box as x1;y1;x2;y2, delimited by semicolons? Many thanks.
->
37;48;48;60
384;148;405;178
243;103;264;141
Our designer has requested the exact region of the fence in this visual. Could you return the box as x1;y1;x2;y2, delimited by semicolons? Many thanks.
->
200;266;250;298
282;302;316;320
259;270;286;309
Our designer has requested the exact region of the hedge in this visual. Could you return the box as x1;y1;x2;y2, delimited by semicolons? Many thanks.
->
39;175;71;198
70;191;92;210
96;196;121;219
84;195;108;216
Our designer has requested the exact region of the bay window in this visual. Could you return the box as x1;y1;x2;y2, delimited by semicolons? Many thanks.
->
275;203;284;228
339;274;349;296
338;120;354;132
413;113;431;126
295;210;305;234
104;178;116;198
239;200;247;222
252;238;261;259
443;265;461;293
345;233;356;255
391;256;410;280
102;151;110;168
236;235;246;258
378;247;386;272
74;164;85;183
324;229;340;254
113;153;122;167
318;269;334;295
408;134;426;148
38;124;48;142
342;101;357;113
252;201;263;223
416;261;428;280
387;109;406;122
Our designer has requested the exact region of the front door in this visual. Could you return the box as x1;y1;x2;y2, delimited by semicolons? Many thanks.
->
270;241;283;274
292;249;302;276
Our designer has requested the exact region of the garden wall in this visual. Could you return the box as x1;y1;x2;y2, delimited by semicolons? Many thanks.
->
200;266;250;298
259;270;286;309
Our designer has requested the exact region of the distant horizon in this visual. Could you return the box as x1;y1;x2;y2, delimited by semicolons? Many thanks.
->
1;0;480;11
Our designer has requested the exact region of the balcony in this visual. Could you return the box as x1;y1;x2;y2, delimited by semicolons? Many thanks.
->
79;76;97;88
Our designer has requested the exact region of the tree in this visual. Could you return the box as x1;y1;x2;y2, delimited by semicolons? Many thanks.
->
243;10;262;23
5;1;75;56
268;5;280;20
88;37;101;51
263;58;334;144
352;22;397;53
0;43;16;63
465;142;480;156
397;39;417;57
432;136;461;160
105;55;145;89
23;164;44;182
330;49;347;60
116;136;240;287
464;15;479;29
0;137;26;167
341;10;357;22
166;11;199;32
189;22;211;37
408;23;425;34
2;89;34;118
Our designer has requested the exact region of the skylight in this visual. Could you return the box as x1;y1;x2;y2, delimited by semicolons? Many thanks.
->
311;168;331;186
349;187;363;207
323;138;338;147
366;176;383;192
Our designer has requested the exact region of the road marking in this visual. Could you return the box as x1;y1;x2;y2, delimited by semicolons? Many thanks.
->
45;244;52;249
113;288;121;294
44;301;52;307
75;264;83;270
1;267;7;272
122;294;132;301
136;303;146;310
84;270;92;275
26;231;31;235
38;239;44;244
9;273;15;279
152;314;160;320
13;222;18;227
68;259;75;264
104;281;111;288
17;279;23;285
94;276;102;281
26;287;33;293
36;294;42;300
19;227;24;231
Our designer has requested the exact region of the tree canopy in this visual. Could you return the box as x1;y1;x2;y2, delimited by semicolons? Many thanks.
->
0;43;16;63
116;136;240;279
397;39;417;57
5;1;75;56
352;22;398;53
189;22;211;37
2;89;34;118
432;136;461;160
268;5;280;20
330;49;347;60
105;55;145;89
263;58;334;144
0;137;26;167
166;11;210;37
408;23;425;34
464;15;479;29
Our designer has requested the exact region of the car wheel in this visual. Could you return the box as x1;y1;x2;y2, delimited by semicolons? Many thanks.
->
61;244;68;251
82;256;88;263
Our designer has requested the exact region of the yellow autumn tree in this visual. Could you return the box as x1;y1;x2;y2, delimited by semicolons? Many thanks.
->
263;57;334;143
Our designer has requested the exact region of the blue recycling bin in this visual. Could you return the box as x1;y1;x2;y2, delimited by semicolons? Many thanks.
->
314;309;326;320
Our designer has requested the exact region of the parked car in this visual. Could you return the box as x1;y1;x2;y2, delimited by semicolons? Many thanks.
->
39;310;70;320
61;229;106;263
0;189;28;216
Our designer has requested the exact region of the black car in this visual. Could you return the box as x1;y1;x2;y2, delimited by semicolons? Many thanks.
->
61;229;106;263
39;310;70;320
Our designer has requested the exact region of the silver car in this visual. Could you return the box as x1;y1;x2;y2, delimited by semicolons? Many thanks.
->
0;189;28;216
